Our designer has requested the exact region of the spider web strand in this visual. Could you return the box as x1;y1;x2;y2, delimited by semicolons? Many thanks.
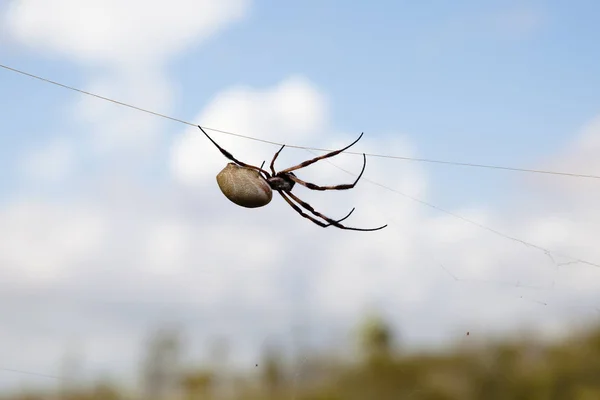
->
1;63;599;179
302;149;600;270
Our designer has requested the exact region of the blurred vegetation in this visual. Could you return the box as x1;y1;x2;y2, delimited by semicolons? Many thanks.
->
2;314;600;400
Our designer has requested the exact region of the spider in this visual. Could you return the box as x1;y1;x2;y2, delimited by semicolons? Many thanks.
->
198;125;387;232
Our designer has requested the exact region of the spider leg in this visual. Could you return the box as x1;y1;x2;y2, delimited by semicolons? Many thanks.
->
270;145;286;176
259;160;269;180
330;207;355;223
284;191;387;232
278;132;364;174
287;153;367;191
198;125;271;178
278;191;357;228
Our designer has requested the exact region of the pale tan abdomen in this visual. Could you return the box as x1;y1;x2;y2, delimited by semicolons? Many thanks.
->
216;163;273;208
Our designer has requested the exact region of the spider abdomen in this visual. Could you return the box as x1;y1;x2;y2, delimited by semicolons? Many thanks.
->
216;163;273;208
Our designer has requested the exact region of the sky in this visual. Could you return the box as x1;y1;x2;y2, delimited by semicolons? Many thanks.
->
1;0;600;393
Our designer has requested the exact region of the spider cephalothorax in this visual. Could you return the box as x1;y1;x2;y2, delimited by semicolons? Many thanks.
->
265;172;297;192
201;125;387;232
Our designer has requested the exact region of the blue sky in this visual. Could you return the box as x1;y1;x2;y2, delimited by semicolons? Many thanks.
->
3;0;600;208
1;0;600;392
168;0;600;206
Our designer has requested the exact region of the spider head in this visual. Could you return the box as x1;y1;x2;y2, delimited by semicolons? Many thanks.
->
267;172;296;191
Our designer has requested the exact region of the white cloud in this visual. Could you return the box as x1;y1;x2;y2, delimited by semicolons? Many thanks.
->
0;200;107;285
4;0;250;67
142;221;193;275
526;115;600;216
548;115;600;184
169;76;329;186
19;137;75;183
4;0;252;154
69;69;175;153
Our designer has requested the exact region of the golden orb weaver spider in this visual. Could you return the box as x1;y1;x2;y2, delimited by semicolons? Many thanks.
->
199;126;387;232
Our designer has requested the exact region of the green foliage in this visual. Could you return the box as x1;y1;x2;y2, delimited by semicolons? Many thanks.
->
3;317;600;400
180;369;213;400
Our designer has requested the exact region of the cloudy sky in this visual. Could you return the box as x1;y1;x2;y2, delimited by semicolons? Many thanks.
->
1;0;600;392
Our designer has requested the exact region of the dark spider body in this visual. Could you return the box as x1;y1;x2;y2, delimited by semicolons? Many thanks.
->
199;125;387;232
265;173;296;192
